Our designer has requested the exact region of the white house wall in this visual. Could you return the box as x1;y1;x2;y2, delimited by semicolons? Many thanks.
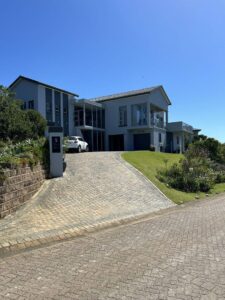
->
103;93;150;133
10;80;38;110
68;96;75;136
148;89;169;111
102;91;169;151
152;128;167;152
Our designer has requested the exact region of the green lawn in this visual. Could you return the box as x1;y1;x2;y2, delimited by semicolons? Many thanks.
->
122;151;225;204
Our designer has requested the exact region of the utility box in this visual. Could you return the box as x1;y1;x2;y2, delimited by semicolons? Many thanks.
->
48;126;64;178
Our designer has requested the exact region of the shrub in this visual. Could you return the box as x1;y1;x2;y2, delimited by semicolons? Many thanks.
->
0;138;49;169
157;156;216;193
149;145;155;151
0;85;46;141
25;110;47;138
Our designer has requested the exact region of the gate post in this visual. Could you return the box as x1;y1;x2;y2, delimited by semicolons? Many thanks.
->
48;126;64;178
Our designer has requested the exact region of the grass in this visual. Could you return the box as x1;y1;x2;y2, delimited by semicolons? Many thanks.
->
122;151;225;204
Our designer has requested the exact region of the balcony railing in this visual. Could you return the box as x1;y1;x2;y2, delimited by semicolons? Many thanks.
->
151;118;166;129
182;122;193;133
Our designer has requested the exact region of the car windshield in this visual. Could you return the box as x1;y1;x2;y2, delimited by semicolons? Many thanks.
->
69;137;77;141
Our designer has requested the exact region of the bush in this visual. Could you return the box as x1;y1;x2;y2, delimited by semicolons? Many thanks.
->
0;85;46;141
0;138;49;169
25;110;47;138
157;155;217;193
215;172;225;184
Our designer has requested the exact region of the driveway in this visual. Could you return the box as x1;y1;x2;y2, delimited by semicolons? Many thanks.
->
0;152;174;252
1;194;225;299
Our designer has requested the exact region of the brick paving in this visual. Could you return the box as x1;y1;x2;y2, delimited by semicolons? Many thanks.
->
0;152;173;253
0;194;225;299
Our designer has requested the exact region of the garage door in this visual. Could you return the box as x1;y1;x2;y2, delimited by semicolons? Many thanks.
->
133;133;150;150
109;135;124;151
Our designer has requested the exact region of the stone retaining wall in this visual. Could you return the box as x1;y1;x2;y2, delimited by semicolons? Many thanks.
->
0;164;48;219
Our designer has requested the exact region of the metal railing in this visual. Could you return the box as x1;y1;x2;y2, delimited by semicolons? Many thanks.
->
151;118;166;129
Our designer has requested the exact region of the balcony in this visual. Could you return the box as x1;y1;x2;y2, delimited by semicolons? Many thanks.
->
150;118;167;129
167;122;194;133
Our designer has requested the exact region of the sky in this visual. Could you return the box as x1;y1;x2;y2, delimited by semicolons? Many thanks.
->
1;0;225;142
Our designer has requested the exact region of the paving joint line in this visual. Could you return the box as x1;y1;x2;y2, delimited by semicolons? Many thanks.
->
1;194;224;258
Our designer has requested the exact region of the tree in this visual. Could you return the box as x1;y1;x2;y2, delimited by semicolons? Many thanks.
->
0;85;46;141
26;110;47;138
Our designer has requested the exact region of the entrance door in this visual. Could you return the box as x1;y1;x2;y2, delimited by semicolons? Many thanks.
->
133;133;150;150
109;135;124;151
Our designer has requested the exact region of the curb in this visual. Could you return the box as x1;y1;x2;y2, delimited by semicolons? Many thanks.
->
0;205;179;258
0;193;224;257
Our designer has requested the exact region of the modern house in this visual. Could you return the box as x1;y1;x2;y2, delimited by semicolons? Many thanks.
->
9;76;78;137
9;75;200;152
167;122;201;153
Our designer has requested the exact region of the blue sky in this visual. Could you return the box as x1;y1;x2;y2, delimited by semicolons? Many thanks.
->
1;0;225;142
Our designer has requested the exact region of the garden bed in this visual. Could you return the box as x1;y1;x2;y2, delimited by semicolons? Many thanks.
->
122;151;225;204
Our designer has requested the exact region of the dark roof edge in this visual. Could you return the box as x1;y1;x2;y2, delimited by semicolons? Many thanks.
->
9;75;79;97
89;85;172;105
95;91;153;102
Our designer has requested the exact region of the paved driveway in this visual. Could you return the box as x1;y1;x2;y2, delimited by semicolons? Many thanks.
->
0;152;173;251
1;194;225;299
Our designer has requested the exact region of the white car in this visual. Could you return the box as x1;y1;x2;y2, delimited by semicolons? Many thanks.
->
66;136;89;153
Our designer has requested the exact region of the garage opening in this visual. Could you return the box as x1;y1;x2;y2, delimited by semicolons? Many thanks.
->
109;134;124;151
133;133;150;150
82;130;105;152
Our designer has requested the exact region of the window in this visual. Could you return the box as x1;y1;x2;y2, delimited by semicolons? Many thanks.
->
177;136;180;144
46;88;53;122
63;94;69;136
28;100;34;109
55;91;61;126
74;107;84;126
21;101;26;110
131;103;147;126
159;133;162;143
119;106;127;127
85;108;92;126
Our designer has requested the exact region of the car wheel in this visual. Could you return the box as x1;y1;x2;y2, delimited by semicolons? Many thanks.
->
77;146;81;153
86;145;89;152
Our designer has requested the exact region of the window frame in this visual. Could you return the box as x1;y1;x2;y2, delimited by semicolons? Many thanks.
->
28;100;34;110
159;133;162;143
131;103;147;126
119;105;127;127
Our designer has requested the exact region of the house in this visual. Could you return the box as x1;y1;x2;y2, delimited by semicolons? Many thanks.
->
85;86;170;152
9;75;200;152
167;122;201;153
9;76;78;136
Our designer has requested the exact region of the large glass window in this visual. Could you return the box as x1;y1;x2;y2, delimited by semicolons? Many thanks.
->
28;100;34;109
74;107;84;126
85;108;92;126
119;106;127;127
102;110;105;129
63;94;69;136
97;109;102;128
159;133;162;143
55;91;61;126
45;88;52;122
131;103;147;126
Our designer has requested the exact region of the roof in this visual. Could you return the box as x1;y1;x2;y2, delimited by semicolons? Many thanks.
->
88;86;171;105
9;75;79;97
